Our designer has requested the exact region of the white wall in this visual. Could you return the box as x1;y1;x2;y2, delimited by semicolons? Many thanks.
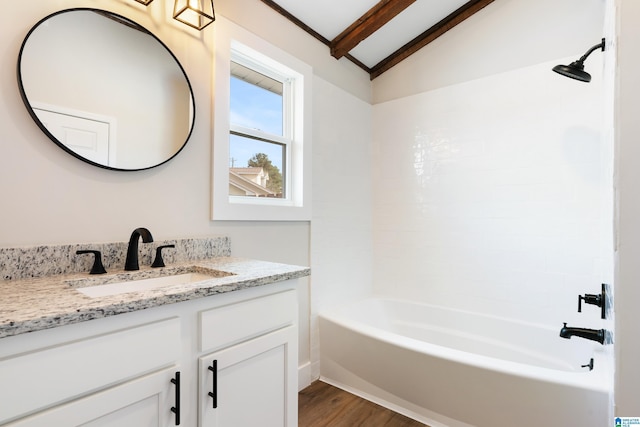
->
0;0;372;390
614;0;640;416
310;76;374;378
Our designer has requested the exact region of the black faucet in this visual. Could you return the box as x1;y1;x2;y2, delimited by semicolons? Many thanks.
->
559;323;606;344
124;227;154;271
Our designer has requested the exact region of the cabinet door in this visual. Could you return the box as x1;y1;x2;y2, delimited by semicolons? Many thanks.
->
199;326;297;427
7;368;179;427
0;318;181;424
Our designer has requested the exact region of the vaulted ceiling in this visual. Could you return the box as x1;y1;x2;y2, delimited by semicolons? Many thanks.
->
261;0;495;80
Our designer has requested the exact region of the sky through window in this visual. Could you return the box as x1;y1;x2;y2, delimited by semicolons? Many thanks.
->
229;76;284;171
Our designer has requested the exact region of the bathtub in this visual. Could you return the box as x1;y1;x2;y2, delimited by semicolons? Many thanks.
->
319;298;610;427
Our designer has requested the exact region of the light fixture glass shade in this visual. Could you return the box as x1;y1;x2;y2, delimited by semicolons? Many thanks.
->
134;0;154;5
174;0;215;30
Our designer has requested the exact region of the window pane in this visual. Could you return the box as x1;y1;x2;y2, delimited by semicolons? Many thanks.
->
230;62;283;136
229;134;285;198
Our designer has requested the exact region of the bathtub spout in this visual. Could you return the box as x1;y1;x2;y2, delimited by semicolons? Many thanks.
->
559;323;605;344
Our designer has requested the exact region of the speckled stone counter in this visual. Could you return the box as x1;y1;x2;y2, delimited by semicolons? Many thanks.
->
0;257;310;339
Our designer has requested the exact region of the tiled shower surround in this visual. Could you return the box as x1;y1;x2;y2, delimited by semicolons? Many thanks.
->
0;237;231;281
372;57;613;328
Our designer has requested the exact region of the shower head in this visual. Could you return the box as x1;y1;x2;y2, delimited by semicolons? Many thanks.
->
552;38;605;82
552;61;592;82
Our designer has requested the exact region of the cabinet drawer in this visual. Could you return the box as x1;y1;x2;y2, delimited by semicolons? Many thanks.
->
199;290;297;352
0;318;180;424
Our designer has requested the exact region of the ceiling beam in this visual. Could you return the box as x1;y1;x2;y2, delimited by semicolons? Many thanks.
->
330;0;416;60
261;0;494;80
369;0;495;79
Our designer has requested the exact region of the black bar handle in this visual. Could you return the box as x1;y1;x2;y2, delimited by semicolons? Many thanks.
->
171;371;181;425
208;360;218;408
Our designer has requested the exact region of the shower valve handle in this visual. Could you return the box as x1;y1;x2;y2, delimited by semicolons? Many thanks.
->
578;293;602;312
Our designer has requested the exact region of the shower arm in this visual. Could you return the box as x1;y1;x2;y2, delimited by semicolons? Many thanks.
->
576;38;605;64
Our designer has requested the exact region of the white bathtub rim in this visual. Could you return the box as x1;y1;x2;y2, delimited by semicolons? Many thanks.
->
324;296;579;335
319;298;610;393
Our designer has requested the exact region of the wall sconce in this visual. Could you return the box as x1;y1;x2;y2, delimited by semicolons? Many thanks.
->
173;0;215;30
134;0;154;5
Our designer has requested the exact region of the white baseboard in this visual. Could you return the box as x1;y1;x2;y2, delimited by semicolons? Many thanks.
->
298;361;314;391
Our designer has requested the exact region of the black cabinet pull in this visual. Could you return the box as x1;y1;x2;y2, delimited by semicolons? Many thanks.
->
208;360;218;408
171;371;181;425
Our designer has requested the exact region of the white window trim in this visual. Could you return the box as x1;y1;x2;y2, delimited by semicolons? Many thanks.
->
212;17;312;221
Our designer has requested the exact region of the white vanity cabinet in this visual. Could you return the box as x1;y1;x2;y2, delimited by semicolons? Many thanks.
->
197;290;298;427
0;281;299;427
0;317;182;427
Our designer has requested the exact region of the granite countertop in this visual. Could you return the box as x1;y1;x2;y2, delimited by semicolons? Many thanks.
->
0;257;310;339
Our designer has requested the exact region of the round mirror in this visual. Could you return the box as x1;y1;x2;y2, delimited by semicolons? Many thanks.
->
17;8;195;171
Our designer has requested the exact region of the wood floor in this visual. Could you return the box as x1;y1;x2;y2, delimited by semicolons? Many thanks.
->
298;381;428;427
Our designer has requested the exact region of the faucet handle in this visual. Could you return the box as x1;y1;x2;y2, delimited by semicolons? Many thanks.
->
76;250;107;275
578;291;604;316
152;245;175;268
578;293;602;311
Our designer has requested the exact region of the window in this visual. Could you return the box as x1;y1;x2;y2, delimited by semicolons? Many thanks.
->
229;61;287;199
212;17;311;221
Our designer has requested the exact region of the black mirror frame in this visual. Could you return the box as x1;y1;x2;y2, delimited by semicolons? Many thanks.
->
16;7;197;172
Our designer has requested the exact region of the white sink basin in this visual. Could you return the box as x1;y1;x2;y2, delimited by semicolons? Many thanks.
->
76;272;220;298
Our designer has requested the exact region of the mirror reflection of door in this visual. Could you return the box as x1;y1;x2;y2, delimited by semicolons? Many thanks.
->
33;104;114;166
18;9;195;171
